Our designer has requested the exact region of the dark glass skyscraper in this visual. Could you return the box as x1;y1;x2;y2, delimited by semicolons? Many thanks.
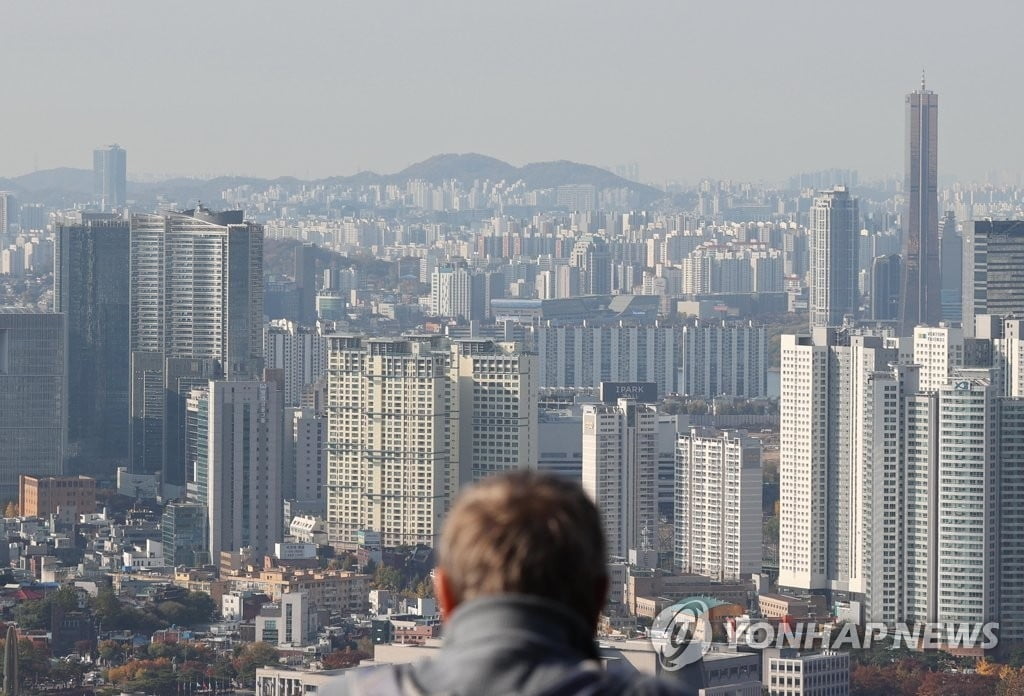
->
55;213;131;479
899;79;940;334
93;145;127;211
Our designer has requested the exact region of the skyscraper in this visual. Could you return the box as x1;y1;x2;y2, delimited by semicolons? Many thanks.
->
430;264;473;320
55;213;131;478
0;310;66;502
129;207;264;489
582;398;658;558
809;186;859;328
900;79;940;334
93;145;127;211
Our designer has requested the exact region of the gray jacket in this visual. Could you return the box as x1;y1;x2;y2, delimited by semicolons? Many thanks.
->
320;594;695;696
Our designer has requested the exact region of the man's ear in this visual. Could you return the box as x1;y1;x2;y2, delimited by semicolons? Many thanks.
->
434;567;458;622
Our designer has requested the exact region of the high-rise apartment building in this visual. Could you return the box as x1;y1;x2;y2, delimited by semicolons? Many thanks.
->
264;320;327;408
93;144;127;211
582;399;658;558
449;339;537;484
0;310;66;502
284;408;326;517
900;80;940;334
963;220;1024;334
570;235;612;295
809;187;859;329
531;321;767;399
187;380;283;561
129;207;263;489
778;330;899;608
675;428;762;581
0;192;14;245
326;336;454;549
430;264;473;320
324;336;536;550
55;213;131;478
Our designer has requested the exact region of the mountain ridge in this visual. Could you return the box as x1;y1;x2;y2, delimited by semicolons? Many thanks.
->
0;153;663;204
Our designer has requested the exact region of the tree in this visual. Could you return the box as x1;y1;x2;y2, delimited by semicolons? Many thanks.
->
12;585;80;630
998;666;1024;695
372;565;403;592
98;639;121;664
232;642;279;686
3;501;17;518
916;671;998;696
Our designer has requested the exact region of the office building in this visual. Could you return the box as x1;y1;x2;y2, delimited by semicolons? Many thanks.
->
763;650;850;696
255;591;316;648
161;501;209;567
582;399;658;558
0;310;66;502
264;320;327;408
939;211;962;321
55;213;131;477
93;144;127;211
869;254;901;321
675;428;762;581
129;207;263;488
19;475;96;518
187;380;283;560
900;80;940;333
809;186;859;328
963;220;1024;334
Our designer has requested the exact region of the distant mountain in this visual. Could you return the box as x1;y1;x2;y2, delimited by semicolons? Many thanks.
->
1;153;664;206
4;167;93;195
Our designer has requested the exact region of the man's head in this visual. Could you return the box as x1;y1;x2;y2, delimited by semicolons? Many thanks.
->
434;471;608;629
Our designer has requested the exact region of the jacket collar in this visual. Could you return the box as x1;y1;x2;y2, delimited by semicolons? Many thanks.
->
441;593;601;661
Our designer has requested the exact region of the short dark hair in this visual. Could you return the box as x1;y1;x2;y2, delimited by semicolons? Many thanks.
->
438;471;607;623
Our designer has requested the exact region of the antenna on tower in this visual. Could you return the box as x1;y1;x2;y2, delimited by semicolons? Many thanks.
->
921;68;926;91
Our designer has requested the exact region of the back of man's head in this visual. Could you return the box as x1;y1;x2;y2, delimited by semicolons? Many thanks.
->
437;471;608;627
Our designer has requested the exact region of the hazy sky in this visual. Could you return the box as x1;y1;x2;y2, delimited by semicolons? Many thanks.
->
4;1;1022;184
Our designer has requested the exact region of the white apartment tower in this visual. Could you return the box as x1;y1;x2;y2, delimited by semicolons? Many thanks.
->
675;428;762;581
582;399;658;558
431;264;472;320
187;380;283;561
809;187;859;329
778;329;900;615
264;319;328;407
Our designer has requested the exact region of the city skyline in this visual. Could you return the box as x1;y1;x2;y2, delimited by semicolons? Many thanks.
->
4;1;1024;184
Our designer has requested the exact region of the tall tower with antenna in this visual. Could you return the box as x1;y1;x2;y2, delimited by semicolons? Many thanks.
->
900;74;940;334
